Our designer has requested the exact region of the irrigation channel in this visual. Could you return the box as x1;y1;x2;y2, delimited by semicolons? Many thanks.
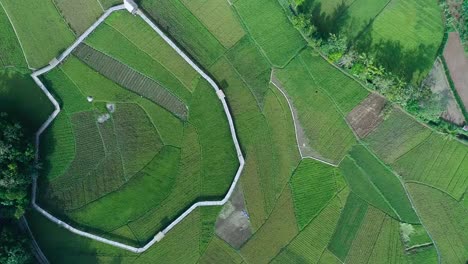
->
29;1;245;253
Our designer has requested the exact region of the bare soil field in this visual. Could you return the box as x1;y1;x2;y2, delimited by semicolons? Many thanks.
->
215;185;252;249
443;32;468;111
425;58;465;125
346;93;387;138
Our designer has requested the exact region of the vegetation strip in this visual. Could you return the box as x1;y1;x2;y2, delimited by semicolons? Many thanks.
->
73;43;188;119
28;2;245;253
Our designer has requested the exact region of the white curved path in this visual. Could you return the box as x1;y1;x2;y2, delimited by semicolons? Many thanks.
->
30;3;245;254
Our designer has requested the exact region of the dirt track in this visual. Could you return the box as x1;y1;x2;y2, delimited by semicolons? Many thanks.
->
443;32;468;111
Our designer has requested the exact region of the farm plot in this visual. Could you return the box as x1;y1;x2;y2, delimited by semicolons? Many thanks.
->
289;158;343;229
234;0;306;67
210;57;300;230
299;51;369;114
53;0;103;35
340;156;398;220
275;55;357;163
86;13;194;102
367;0;444;79
0;7;26;68
198;236;243;264
425;58;465;125
226;36;271;106
140;0;225;67
392;133;468;199
364;107;432;163
342;0;390;39
272;190;348;264
97;0;120;9
327;192;368;261
407;183;468;264
181;0;245;49
345;145;420;223
36;10;239;245
0;0;75;68
346;93;387;138
240;187;298;263
67;146;180;233
344;206;387;263
73;44;188;119
444;32;468;112
104;11;199;92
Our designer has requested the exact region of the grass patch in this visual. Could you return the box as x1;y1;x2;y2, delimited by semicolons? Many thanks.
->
234;0;306;67
53;0;103;35
0;0;75;68
289;158;342;229
327;192;368;261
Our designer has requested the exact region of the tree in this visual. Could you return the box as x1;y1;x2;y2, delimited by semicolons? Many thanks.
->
0;113;34;219
0;221;32;264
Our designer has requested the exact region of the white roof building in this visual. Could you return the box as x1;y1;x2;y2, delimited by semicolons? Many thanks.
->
124;0;138;14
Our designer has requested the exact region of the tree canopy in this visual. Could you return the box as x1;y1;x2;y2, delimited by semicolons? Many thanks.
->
0;221;32;264
0;112;34;219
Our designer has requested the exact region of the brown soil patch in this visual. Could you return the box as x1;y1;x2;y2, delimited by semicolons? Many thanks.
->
215;185;252;249
346;93;387;138
425;58;465;125
443;32;468;111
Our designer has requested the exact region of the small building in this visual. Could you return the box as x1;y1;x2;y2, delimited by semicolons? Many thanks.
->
463;125;468;132
87;96;94;103
124;0;138;14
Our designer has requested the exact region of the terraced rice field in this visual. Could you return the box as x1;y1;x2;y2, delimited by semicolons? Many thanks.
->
34;10;238;246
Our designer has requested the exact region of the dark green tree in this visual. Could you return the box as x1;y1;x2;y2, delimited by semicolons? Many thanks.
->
0;112;34;219
0;221;32;264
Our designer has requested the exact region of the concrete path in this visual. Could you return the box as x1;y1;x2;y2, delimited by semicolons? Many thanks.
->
30;2;244;254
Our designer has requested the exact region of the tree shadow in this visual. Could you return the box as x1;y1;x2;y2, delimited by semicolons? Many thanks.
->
374;40;435;82
297;0;351;39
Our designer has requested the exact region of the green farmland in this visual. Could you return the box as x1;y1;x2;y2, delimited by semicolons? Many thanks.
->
0;0;462;263
35;10;238;246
